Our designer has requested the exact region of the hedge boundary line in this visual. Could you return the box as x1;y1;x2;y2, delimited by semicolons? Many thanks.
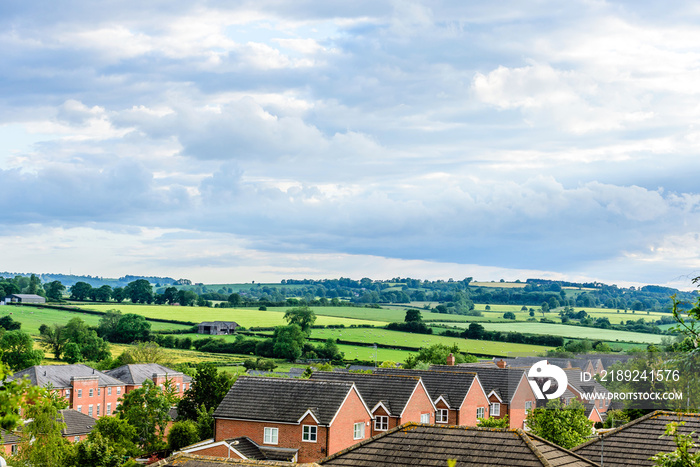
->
16;303;196;326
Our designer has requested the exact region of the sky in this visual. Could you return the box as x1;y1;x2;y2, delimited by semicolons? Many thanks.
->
1;0;700;289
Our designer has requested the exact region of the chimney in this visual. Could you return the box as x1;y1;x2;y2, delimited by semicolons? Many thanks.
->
496;359;507;369
446;353;455;366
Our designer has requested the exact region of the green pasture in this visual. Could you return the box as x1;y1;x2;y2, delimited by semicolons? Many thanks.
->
308;327;551;357
435;322;667;344
74;304;385;328
0;305;191;335
266;306;471;324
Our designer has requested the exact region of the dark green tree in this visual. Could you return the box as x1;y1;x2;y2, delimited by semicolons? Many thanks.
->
526;399;593;449
167;420;199;450
0;330;44;370
115;379;176;453
114;314;151;343
38;323;67;359
0;315;21;331
44;281;66;301
177;363;236;421
163;287;178;305
70;282;93;301
97;309;122;342
111;287;125;303
283;306;316;334
124;279;153;304
273;324;306;360
177;289;198;306
405;309;423;322
89;413;139;458
93;285;113;302
503;311;516;320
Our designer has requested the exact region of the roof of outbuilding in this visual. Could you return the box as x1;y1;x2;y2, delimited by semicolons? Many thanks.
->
309;372;425;416
60;408;97;436
106;363;191;385
154;453;320;466
375;368;480;409
9;364;125;388
430;364;527;402
572;411;700;466
213;376;367;425
318;423;599;466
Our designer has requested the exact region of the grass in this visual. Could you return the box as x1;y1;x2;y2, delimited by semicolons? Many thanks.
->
0;305;192;335
307;327;551;357
435;322;668;344
72;304;386;327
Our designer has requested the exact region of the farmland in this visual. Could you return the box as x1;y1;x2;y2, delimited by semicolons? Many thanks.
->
436;322;667;344
73;304;386;327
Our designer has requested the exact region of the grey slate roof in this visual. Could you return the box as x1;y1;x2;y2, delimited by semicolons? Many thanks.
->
106;363;192;385
318;423;600;466
213;376;364;425
60;408;97;436
309;372;424;416
563;369;610;396
228;437;297;461
430;364;527;402
376;368;479;409
155;452;321;466
9;364;125;388
572;411;700;466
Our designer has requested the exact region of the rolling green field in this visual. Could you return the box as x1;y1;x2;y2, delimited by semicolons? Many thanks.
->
307;327;551;356
0;305;191;335
74;304;386;327
436;322;667;344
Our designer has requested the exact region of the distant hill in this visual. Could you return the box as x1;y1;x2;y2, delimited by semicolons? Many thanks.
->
0;272;177;288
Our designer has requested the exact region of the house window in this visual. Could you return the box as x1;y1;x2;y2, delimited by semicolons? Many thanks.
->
108;387;112;396
89;389;93;397
420;413;430;424
97;404;100;416
264;427;278;444
78;389;82;398
117;387;121;395
74;436;80;442
65;389;70;399
302;425;317;442
177;383;181;392
374;416;389;431
353;422;365;440
476;407;485;419
525;401;533;411
98;388;101;396
490;403;500;417
107;403;111;415
11;444;18;454
77;405;82;413
89;405;93;417
436;409;449;423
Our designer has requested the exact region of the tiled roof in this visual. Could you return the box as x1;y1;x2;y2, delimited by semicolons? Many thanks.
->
60;408;97;436
181;437;297;462
375;368;479;409
213;377;363;425
309;372;424;416
572;411;700;466
9;364;125;388
106;363;192;385
319;423;599;466
154;452;320;466
563;369;609;397
430;364;526;402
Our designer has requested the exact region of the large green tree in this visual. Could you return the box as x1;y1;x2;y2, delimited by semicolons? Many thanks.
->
114;313;151;343
526;399;593;449
0;330;44;371
177;363;236;421
283;306;316;334
44;281;66;301
124;279;153;304
273;324;306;360
70;282;93;301
115;379;177;453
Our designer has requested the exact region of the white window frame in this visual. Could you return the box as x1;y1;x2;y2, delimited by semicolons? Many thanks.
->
96;404;100;416
264;427;278;445
374;416;389;431
525;401;533;411
436;409;449;424
107;403;111;415
476;407;485;419
77;405;82;413
89;388;93;397
98;388;101;396
88;405;93;417
353;422;365;440
490;403;500;417
117;387;121;395
302;425;317;442
108;387;112;396
78;389;82;398
420;413;430;424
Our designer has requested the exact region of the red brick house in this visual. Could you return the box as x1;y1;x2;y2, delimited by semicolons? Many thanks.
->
105;363;192;397
2;409;97;456
9;364;125;418
211;377;373;463
376;368;490;426
431;364;537;429
309;372;436;435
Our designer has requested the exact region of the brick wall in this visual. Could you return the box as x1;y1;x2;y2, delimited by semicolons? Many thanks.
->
507;374;536;429
458;381;490;426
70;378;123;418
399;383;434;425
434;399;455;425
327;388;371;457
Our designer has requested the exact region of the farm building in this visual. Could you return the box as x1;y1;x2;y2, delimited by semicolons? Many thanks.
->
198;321;238;335
4;294;46;304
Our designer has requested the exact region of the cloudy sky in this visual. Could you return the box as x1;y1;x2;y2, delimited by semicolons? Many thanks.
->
2;0;700;289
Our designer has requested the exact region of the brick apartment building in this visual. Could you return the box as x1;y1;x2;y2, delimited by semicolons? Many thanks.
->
105;363;192;396
210;377;373;463
9;364;126;418
309;372;436;435
376;368;490;426
2;409;98;456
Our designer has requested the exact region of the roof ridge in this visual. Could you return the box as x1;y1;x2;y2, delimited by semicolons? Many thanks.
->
238;376;354;386
572;410;666;450
517;429;553;467
526;431;601;466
